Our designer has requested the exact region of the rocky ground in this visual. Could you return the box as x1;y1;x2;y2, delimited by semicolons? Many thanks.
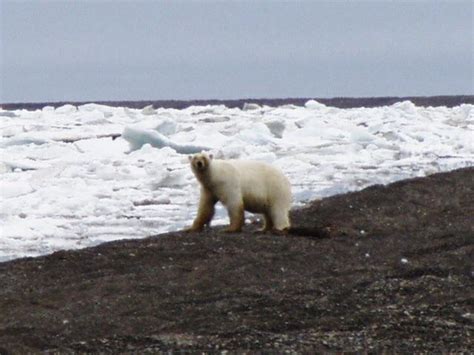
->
0;167;473;353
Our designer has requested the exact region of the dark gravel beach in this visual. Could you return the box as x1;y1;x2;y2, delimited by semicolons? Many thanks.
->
0;167;473;353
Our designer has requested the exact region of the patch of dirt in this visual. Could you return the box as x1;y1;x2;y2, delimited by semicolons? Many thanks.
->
0;167;473;353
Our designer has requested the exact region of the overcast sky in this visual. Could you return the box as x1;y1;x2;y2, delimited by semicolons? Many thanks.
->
1;1;472;103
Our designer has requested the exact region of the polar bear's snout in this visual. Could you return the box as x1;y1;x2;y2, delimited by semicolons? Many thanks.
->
188;153;212;173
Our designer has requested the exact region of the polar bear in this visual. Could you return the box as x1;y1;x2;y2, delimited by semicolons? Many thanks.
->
186;153;292;233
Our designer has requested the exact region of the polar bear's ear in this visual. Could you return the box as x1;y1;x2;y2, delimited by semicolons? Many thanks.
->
209;154;214;160
188;155;193;162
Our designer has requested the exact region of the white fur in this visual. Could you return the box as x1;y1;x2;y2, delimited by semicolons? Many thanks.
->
188;153;292;232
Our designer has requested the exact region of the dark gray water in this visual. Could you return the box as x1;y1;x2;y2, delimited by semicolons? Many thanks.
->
2;95;473;111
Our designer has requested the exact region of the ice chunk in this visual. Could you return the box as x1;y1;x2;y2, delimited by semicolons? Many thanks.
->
155;119;178;135
1;181;34;198
392;101;417;115
0;111;17;118
1;159;49;171
237;123;275;145
122;126;210;154
350;127;376;144
0;136;50;147
55;104;77;114
243;103;261;111
305;100;327;110
264;119;285;138
142;105;157;115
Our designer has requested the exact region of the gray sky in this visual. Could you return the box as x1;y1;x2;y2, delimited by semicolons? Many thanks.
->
1;0;473;103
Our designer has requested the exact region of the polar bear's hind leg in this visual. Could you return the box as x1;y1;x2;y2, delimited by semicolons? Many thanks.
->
224;203;245;233
257;212;274;233
270;206;290;232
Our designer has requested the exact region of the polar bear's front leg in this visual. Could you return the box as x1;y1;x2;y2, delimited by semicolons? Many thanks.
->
186;188;217;232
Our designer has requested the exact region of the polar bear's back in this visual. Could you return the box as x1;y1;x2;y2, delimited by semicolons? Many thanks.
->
222;159;292;213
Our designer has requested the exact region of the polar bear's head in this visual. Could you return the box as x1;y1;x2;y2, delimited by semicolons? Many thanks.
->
189;152;213;174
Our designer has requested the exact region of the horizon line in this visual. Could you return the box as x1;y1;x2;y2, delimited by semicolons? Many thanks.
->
1;94;473;110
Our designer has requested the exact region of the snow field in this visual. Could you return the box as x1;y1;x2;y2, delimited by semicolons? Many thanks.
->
1;100;472;261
